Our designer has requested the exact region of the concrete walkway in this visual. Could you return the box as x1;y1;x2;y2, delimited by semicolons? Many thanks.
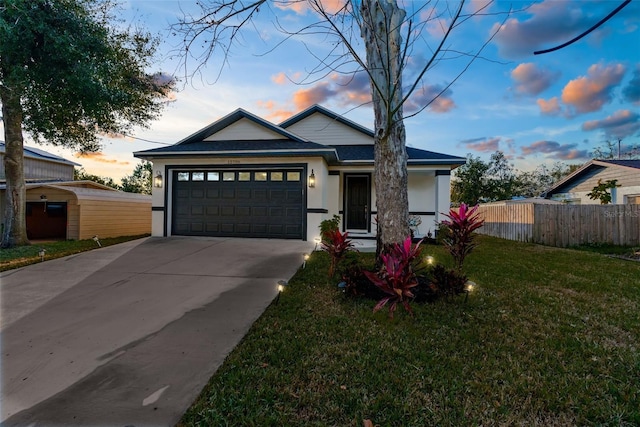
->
1;237;312;426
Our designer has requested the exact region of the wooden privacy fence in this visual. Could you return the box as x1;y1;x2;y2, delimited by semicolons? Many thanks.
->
475;204;640;247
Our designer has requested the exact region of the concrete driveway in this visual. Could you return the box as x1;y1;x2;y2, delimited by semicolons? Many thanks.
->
1;237;313;426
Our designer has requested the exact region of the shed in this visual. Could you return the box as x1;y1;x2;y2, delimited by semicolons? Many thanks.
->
17;181;151;240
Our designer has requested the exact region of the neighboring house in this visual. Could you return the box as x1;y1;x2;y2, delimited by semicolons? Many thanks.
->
0;142;151;240
480;197;563;206
1;141;78;182
545;159;640;205
134;105;465;243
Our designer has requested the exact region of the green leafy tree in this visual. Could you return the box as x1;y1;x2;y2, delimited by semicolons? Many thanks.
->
451;155;491;205
587;179;619;204
0;0;174;248
486;151;518;201
453;153;581;204
120;161;152;194
515;162;580;198
74;167;121;190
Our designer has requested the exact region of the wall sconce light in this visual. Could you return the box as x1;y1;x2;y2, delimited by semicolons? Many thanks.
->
40;194;48;212
154;171;163;188
308;169;316;188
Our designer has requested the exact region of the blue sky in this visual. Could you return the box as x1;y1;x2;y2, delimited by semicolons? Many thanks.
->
10;0;640;180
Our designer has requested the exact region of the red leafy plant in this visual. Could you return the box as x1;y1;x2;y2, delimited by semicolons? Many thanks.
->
321;229;356;277
364;237;423;317
440;203;484;272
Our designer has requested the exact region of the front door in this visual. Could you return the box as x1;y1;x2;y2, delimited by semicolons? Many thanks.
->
345;174;370;231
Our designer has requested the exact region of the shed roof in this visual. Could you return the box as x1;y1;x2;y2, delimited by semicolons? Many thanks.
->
19;181;151;203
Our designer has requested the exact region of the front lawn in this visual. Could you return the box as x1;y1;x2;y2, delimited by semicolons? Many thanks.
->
180;236;640;426
0;234;149;272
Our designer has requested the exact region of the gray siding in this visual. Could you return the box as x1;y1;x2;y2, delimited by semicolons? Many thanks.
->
554;164;640;193
1;154;74;181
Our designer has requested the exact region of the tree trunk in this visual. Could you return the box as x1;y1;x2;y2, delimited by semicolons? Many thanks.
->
1;86;30;248
360;0;409;256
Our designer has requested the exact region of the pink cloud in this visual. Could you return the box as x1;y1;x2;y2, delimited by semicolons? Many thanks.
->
520;140;589;160
561;63;626;114
511;63;560;96
492;1;612;59
461;137;501;152
405;84;456;114
537;97;561;116
74;152;130;165
272;72;288;85
273;0;346;15
582;109;640;139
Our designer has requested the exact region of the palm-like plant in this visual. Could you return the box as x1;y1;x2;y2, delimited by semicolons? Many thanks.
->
440;203;484;271
364;237;423;317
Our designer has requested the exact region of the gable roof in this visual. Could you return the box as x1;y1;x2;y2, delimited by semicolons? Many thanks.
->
279;104;375;138
597;159;640;169
134;106;465;167
0;142;80;167
333;145;465;165
175;108;310;145
545;159;640;197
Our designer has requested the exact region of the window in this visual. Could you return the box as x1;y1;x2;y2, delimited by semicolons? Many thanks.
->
177;172;189;181
192;172;205;181
287;171;301;181
223;172;235;181
255;172;267;181
207;172;219;181
271;172;283;181
626;195;640;205
238;172;251;181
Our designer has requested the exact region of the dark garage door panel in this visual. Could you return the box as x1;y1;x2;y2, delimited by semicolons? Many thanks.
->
172;170;304;239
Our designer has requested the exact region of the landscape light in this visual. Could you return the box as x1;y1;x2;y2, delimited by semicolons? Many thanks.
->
303;253;310;268
425;255;434;265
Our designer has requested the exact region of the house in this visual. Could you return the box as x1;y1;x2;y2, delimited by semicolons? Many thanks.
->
1;142;78;182
545;159;640;204
1;142;151;240
134;105;465;243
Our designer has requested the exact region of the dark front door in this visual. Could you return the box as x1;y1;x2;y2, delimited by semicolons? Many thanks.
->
345;175;370;231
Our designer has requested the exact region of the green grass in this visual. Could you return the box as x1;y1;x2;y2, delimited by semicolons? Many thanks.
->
0;234;149;272
179;236;640;426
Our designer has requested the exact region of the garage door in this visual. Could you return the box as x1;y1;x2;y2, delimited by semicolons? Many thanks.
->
172;169;304;239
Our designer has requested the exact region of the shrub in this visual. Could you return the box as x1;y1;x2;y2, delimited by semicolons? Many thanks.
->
321;229;356;278
426;264;467;300
363;237;423;317
319;215;341;243
440;203;484;272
